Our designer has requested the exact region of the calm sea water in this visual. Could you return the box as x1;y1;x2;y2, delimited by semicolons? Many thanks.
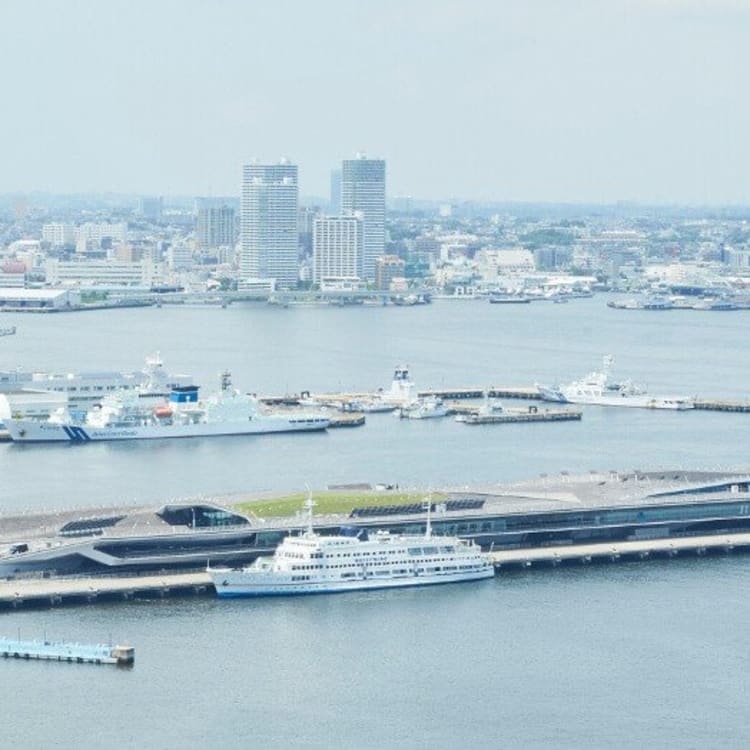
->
1;298;750;748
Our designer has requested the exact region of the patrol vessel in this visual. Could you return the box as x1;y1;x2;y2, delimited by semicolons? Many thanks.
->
5;372;329;442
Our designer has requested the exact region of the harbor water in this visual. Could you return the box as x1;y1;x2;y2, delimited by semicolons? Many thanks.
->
1;298;750;747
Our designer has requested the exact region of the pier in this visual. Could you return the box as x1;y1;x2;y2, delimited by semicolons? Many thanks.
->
418;386;541;400
0;636;134;666
0;571;212;611
456;406;582;424
693;400;750;413
489;531;750;569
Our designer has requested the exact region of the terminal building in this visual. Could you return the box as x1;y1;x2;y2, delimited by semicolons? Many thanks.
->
0;288;81;310
3;470;750;578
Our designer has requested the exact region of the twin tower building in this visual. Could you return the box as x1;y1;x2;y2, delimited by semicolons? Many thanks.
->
239;155;386;289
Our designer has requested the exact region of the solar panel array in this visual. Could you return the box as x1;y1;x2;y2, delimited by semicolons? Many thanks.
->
59;515;125;536
349;499;485;518
445;498;485;511
350;503;424;518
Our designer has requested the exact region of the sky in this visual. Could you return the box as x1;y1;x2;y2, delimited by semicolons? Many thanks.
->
1;0;749;204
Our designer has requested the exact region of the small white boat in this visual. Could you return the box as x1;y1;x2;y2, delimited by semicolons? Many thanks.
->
399;395;448;420
455;394;505;422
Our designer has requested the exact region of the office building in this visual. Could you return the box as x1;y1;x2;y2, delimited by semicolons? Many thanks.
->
375;254;406;290
196;205;235;250
341;155;385;281
240;160;299;288
312;215;363;284
76;222;128;245
42;223;76;246
137;196;163;222
329;169;341;213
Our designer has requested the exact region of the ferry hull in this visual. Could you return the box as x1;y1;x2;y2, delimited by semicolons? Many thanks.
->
210;567;494;597
5;417;329;443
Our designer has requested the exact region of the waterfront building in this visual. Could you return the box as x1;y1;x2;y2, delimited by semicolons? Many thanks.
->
0;263;25;287
475;248;535;280
167;244;194;270
113;245;144;263
76;222;128;245
329;169;341;213
137;196;163;222
240;160;299;288
375;254;406;290
237;277;277;294
724;248;750;271
0;288;81;310
341;155;385;282
298;205;319;255
196;205;235;250
41;223;76;246
44;258;153;287
312;215;363;284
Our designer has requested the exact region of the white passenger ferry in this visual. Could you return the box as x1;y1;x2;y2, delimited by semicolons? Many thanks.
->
208;496;494;597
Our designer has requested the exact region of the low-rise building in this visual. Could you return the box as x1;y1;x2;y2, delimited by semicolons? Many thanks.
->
0;288;81;310
375;254;405;290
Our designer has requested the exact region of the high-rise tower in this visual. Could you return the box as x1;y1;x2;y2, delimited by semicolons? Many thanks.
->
240;160;299;288
196;204;235;250
341;155;385;282
312;214;363;284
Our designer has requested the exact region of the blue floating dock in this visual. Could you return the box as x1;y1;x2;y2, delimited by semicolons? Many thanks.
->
0;637;134;666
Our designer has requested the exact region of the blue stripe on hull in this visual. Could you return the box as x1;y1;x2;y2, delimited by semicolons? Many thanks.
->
214;573;494;598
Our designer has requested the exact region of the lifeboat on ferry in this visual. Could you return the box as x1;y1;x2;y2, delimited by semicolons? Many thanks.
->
153;405;173;418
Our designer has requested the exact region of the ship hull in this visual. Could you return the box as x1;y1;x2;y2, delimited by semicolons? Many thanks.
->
557;395;692;410
210;567;494;597
6;416;329;442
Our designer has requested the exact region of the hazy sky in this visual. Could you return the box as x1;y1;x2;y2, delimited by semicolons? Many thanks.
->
2;0;749;203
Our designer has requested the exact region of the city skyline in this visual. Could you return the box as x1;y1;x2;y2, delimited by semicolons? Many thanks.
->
2;1;750;205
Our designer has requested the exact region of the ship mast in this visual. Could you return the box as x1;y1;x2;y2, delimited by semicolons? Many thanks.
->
304;485;316;536
424;495;432;539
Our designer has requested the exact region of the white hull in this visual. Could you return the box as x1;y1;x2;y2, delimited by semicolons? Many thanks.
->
400;408;448;419
211;567;494;597
537;357;693;410
6;416;329;442
550;394;692;410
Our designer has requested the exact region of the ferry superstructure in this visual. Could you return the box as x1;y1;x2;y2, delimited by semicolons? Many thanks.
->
538;356;694;410
378;365;418;407
0;353;193;421
208;497;493;597
5;372;329;443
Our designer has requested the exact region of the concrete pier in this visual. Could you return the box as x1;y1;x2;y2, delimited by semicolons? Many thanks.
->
419;386;541;400
489;531;750;569
693;400;750;413
0;571;212;611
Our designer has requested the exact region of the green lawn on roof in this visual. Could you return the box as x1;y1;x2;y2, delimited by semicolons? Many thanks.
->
234;491;445;520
